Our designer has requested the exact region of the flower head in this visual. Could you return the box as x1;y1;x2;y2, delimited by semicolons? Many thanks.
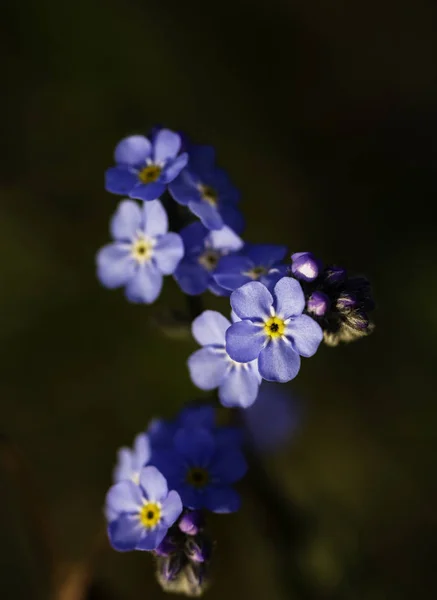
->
214;243;288;292
174;221;243;296
151;427;247;513
96;199;184;303
105;466;182;551
225;277;323;383
105;129;188;201
113;433;150;485
188;310;261;408
169;144;244;232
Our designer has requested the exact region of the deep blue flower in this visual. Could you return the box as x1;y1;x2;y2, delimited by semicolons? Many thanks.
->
213;243;288;292
105;466;182;551
169;144;244;232
290;252;322;282
113;433;150;485
151;427;247;513
96;199;184;304
105;129;188;201
225;277;323;383
188;310;261;408
174;221;243;296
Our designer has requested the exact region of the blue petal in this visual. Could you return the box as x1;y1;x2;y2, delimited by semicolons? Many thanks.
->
149;450;184;487
110;200;142;241
246;244;287;266
153;129;181;162
189;201;224;231
105;481;143;517
210;449;247;483
204;487;241;513
114;135;151;166
174;260;210;295
168;173;200;206
141;199;168;237
174;428;215;467
220;204;245;235
161;153;189;183
139;465;168;503
286;314;323;357
179;221;208;254
125;262;163;304
177;483;203;510
96;244;136;289
208;226;243;252
108;514;143;551
105;166;138;195
186;145;216;173
258;339;301;383
179;405;215;429
154;233;184;274
136;525;168;551
218;364;260;408
208;279;231;297
273;277;305;318
113;447;135;483
260;269;287;292
188;348;228;391
230;281;273;320
225;320;266;363
191;310;230;346
160;490;183;527
129;181;166;201
213;255;252;291
132;433;151;471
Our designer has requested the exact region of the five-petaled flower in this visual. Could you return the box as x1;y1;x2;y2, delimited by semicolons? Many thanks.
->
214;243;287;292
225;277;323;383
188;310;261;408
105;129;188;201
105;465;183;551
173;221;243;296
169;144;244;232
151;427;247;513
96;199;184;304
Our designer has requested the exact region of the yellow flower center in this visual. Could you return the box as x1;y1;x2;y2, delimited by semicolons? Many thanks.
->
186;467;210;489
132;236;154;263
138;164;162;184
264;316;286;338
246;266;268;280
139;501;161;528
199;184;218;207
198;249;220;271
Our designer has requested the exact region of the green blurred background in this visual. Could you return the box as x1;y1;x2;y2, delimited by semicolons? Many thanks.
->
2;0;437;598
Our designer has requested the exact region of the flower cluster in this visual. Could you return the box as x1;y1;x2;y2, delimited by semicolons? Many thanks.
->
98;127;375;596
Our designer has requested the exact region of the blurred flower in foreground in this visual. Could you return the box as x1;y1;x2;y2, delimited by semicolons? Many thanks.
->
96;199;184;303
105;129;188;201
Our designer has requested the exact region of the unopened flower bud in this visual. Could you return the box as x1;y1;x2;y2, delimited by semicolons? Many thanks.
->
307;291;330;316
291;252;322;282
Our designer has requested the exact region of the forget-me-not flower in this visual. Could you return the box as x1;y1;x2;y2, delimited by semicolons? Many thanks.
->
213;243;288;292
225;277;323;383
105;466;182;551
97;199;184;304
105;129;188;201
188;310;261;408
173;221;243;296
151;427;247;513
169;144;244;232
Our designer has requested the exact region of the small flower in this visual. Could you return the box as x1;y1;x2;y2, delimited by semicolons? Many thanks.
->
291;252;322;282
188;311;261;408
96;199;184;304
307;291;330;317
105;129;188;201
225;277;323;383
174;221;243;296
105;466;183;551
113;433;150;484
213;243;288;292
151;427;247;512
169;144;244;232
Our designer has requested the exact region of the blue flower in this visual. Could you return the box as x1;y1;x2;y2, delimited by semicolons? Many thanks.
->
188;310;261;408
169;144;244;232
151;427;247;513
105;129;188;201
225;277;323;383
173;221;243;296
213;243;288;292
96;199;184;304
105;466;182;551
113;433;150;484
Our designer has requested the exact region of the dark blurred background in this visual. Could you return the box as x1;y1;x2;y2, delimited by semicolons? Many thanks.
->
1;0;437;598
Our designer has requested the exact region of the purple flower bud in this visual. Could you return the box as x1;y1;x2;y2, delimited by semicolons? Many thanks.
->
307;291;330;317
291;252;322;282
185;536;212;563
155;535;179;557
323;265;347;286
179;510;204;536
336;293;357;311
159;553;186;581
